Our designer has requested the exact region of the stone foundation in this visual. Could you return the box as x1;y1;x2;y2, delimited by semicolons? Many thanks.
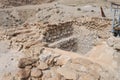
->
41;22;77;52
0;21;78;52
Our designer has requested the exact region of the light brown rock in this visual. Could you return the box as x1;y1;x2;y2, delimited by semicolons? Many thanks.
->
57;63;79;80
31;68;42;78
114;42;120;50
56;55;71;66
17;68;31;80
37;61;48;70
18;57;38;68
25;65;32;69
30;77;41;80
42;68;61;80
108;37;120;50
42;70;51;80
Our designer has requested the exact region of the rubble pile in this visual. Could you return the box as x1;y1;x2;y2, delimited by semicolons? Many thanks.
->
16;48;117;80
0;17;111;54
0;21;77;53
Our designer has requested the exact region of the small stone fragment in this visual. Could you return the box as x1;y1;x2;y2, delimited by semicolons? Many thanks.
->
37;61;48;70
17;68;31;80
18;57;38;68
31;68;42;78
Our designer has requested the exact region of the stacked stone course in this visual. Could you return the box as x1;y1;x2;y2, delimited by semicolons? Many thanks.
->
42;22;77;52
0;21;77;52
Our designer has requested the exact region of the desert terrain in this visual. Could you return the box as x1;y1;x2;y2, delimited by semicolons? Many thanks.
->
0;0;120;80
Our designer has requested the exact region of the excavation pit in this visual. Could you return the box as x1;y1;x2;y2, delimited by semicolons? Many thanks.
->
0;17;111;55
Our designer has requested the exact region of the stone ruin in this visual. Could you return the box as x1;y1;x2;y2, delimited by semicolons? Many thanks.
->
0;17;111;54
41;22;77;52
16;48;116;80
1;17;117;80
0;21;77;53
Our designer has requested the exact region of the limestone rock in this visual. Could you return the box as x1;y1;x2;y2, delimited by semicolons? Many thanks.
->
25;65;32;69
114;44;120;50
16;46;119;80
37;61;48;70
17;68;31;80
57;57;107;80
57;62;79;80
30;77;41;80
107;37;115;47
108;37;120;50
31;68;42;78
39;49;60;65
57;67;79;79
18;57;38;68
42;70;51;80
113;41;120;50
56;55;71;66
42;68;61;80
39;52;52;62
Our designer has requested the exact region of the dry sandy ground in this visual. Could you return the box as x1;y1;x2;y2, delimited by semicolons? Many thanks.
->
0;41;24;80
0;2;112;28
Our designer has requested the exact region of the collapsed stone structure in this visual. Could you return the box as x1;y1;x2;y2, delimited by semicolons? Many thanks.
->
16;47;115;80
0;21;77;54
1;0;120;79
0;16;118;80
0;17;111;54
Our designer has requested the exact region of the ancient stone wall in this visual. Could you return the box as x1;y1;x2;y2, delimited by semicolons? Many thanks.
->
0;21;77;53
42;22;73;43
42;22;77;52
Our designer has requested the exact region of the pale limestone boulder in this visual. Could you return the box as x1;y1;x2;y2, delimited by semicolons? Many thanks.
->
37;61;48;70
18;58;38;68
31;68;42;78
17;68;31;80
